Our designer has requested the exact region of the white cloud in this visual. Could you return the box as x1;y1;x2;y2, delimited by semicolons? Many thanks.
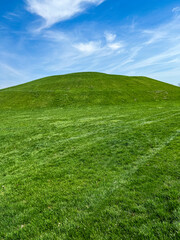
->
74;39;124;55
108;42;124;50
26;0;105;28
105;32;116;42
74;41;101;54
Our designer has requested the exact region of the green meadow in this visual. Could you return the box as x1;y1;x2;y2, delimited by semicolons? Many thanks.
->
0;73;180;239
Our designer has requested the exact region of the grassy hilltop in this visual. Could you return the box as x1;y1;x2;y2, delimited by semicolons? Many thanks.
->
0;73;180;239
0;72;179;109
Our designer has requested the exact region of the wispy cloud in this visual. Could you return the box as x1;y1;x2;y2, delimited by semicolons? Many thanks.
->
121;44;180;72
143;30;167;45
105;32;116;42
42;30;68;42
0;62;23;76
74;41;101;54
3;12;19;21
172;6;180;13
0;61;31;89
26;0;105;29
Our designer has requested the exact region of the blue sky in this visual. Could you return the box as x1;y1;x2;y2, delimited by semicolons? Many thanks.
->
0;0;180;89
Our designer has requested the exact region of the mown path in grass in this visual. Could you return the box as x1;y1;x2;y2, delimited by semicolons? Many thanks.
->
0;102;179;239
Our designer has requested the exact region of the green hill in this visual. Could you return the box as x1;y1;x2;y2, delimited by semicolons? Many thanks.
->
0;72;179;109
0;72;180;239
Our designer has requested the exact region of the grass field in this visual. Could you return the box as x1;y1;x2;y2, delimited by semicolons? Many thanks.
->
0;73;180;239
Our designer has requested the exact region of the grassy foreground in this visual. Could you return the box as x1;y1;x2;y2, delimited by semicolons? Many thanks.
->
0;102;180;239
0;73;180;239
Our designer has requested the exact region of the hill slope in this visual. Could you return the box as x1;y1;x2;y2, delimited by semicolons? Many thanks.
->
0;72;179;109
0;72;180;239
